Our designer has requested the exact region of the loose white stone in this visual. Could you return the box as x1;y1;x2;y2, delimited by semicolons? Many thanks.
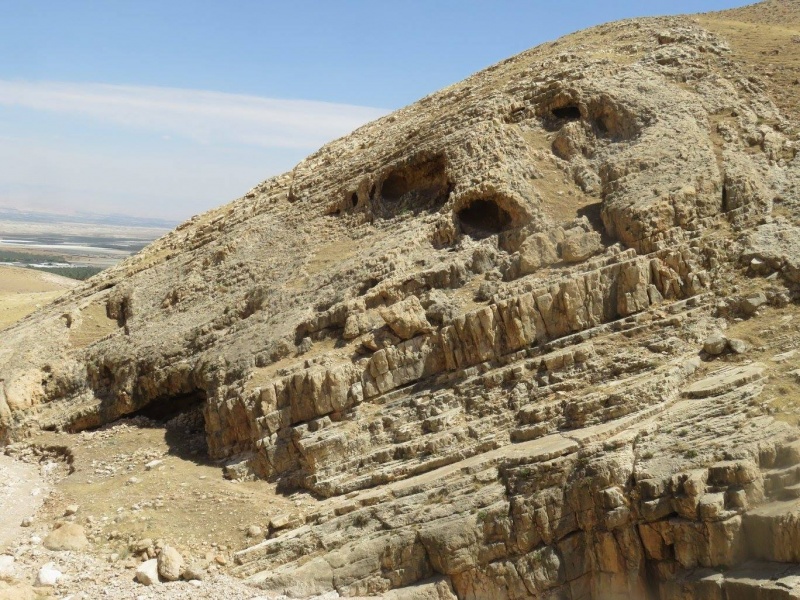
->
0;555;15;578
135;558;160;585
36;562;62;586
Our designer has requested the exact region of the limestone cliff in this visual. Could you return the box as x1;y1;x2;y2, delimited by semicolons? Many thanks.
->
2;2;800;599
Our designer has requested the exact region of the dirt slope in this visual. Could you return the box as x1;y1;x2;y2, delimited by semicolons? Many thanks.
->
0;266;77;331
701;0;800;123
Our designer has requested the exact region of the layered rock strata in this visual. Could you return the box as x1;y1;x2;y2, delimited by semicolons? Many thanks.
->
1;8;800;600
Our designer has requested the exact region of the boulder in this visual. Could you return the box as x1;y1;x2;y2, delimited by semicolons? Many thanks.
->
741;293;767;316
182;563;205;581
0;556;15;580
703;333;727;356
380;296;433;340
43;523;88;552
246;524;263;538
561;231;603;262
519;233;559;274
135;559;159;586
35;563;61;587
157;545;183;582
727;338;749;354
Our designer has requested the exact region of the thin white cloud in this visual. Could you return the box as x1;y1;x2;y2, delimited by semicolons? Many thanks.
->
0;80;389;149
0;136;301;220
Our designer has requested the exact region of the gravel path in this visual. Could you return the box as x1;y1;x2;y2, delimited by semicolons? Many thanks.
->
0;454;46;553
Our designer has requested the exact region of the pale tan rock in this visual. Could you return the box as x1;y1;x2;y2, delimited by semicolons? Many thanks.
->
135;559;159;586
519;233;559;274
43;523;88;551
380;296;433;340
0;7;797;600
727;338;748;354
561;231;602;262
703;332;727;355
157;545;183;581
182;563;205;581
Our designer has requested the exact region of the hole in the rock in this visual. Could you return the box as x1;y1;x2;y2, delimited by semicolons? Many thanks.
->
381;172;410;202
130;390;204;422
357;277;380;296
577;202;614;246
351;192;358;207
457;199;513;238
552;105;581;120
577;202;603;231
129;390;209;461
374;155;451;218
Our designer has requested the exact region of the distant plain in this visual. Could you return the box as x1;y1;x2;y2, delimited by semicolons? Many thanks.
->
0;209;174;329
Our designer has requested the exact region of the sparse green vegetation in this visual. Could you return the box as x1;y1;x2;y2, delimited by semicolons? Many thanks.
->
351;512;370;528
31;266;103;280
0;249;68;264
0;249;103;280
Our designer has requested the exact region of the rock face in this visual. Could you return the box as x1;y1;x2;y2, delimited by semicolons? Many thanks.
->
1;4;800;600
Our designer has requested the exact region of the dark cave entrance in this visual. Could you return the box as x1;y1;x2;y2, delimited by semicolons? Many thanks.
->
130;390;206;422
456;199;513;239
129;389;209;461
374;154;451;218
381;172;410;202
552;105;581;120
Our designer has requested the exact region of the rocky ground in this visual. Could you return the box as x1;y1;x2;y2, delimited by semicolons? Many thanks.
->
1;1;800;599
0;415;327;599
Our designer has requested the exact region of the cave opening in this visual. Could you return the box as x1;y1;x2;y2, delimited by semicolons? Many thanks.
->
130;390;206;422
129;389;209;460
374;155;451;218
456;199;513;238
381;172;410;202
552;105;581;120
351;192;359;207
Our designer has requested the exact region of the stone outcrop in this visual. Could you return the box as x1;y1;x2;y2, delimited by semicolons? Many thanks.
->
1;4;799;599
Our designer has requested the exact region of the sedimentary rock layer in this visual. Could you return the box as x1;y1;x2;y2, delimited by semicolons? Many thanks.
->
1;5;800;599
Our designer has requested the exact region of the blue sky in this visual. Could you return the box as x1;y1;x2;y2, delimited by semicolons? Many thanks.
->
1;0;753;221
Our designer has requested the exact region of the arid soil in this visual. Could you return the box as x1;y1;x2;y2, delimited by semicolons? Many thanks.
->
701;0;800;123
0;267;77;331
0;417;310;600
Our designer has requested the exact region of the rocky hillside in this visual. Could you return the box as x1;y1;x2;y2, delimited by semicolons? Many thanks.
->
2;2;800;598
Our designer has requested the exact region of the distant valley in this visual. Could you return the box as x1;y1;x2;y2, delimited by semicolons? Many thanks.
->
0;208;178;280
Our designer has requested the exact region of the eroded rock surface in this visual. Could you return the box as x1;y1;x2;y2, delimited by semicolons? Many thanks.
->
1;4;800;600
